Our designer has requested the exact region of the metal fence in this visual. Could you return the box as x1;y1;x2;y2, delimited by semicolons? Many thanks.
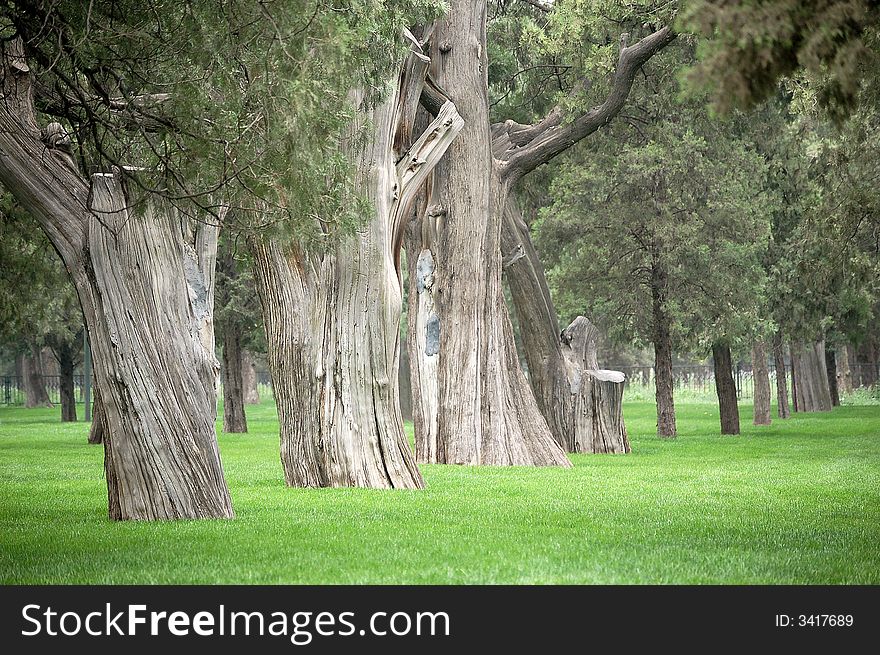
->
1;375;87;406
615;363;879;399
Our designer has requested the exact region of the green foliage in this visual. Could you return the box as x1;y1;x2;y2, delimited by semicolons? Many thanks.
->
0;193;82;357
534;54;774;354
4;0;445;246
679;0;880;121
1;400;878;583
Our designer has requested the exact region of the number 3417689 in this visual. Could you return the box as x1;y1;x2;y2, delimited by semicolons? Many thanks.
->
775;614;854;627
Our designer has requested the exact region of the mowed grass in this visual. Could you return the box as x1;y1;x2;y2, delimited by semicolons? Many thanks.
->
0;398;878;584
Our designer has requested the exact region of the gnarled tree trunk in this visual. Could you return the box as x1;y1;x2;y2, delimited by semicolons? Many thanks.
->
712;343;740;435
790;340;833;413
772;333;790;418
252;43;463;488
407;5;570;467
0;38;233;520
752;341;771;426
501;200;627;453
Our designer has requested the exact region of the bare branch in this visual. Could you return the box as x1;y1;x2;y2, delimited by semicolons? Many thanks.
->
496;26;675;184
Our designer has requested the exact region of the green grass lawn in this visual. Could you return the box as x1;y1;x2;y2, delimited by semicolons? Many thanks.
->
0;398;878;584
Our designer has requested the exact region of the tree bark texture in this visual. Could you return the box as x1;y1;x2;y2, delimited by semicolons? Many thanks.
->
712;343;740;435
772;333;791;419
501;200;628;453
0;38;233;520
252;43;463;488
825;346;840;407
790;340;833;412
23;346;52;408
221;326;248;433
751;340;771;426
651;262;676;437
836;344;852;395
88;388;106;445
242;350;260;404
407;3;570;467
57;341;77;422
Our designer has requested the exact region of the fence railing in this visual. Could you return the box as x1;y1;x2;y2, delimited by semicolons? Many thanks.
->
614;363;879;399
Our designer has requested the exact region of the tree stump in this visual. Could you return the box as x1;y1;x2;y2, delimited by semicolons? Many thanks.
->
559;317;630;453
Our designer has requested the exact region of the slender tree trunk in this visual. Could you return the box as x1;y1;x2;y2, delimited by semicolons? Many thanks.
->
790;340;833;412
825;346;840;407
252;47;463;487
836;344;852;395
752;340;771;425
772;334;790;419
651;261;676;437
57;342;77;422
0;39;233;520
713;343;740;435
241;350;260;404
88;388;105;445
407;5;570;467
501;200;627;453
23;345;52;408
221;326;248;433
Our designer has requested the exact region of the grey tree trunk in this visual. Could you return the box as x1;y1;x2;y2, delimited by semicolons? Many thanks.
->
712;343;740;435
825;346;840;407
772;333;790;419
407;4;570;467
242;350;260;404
88;388;105;445
0;39;233;520
57;341;77;422
752;340;771;426
221;327;248;433
790;340;833;412
501;200;627;453
652;262;676;437
251;43;463;488
23;346;52;408
836;344;852;395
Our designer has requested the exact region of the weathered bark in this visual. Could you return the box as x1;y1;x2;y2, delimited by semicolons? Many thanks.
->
652;262;676;437
502;200;627;452
252;42;462;488
712;343;740;435
88;388;105;445
836;344;853;394
241;350;260;404
790;340;833;412
772;333;791;419
825;346;840;407
56;341;77;422
221;326;248;433
0;38;233;520
23;346;52;408
407;5;570;467
752;340;771;426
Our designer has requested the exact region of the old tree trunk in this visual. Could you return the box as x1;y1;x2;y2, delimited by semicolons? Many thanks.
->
772;333;791;419
406;4;673;462
501;201;627;453
752;340;771;425
790;340;833;412
217;243;248;433
55;340;77;422
252;42;463;487
712;343;740;435
0;39;233;520
22;346;52;407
